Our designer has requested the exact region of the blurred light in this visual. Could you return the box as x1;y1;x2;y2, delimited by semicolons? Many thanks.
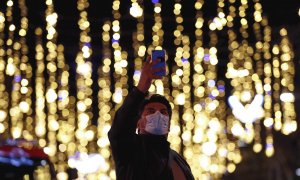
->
264;118;274;128
0;0;297;179
77;62;92;76
231;123;244;137
265;143;274;157
207;80;215;87
227;163;236;173
113;88;123;104
0;123;5;133
19;101;30;113
6;63;15;76
68;152;106;174
228;94;264;123
130;3;143;18
241;91;251;102
253;143;262;153
0;110;7;121
46;13;58;25
176;93;185;105
46;89;57;103
280;92;295;102
202;142;217;156
282;121;297;135
296;168;300;176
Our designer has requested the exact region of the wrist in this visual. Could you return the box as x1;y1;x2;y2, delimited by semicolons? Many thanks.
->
133;86;149;97
137;83;148;93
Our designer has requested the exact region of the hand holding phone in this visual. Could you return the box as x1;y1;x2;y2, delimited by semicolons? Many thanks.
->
151;50;166;76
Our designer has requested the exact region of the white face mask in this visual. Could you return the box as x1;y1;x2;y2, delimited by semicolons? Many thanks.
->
145;111;170;135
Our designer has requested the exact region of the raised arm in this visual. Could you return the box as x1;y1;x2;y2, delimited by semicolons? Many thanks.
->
108;86;146;139
108;56;165;168
108;57;163;139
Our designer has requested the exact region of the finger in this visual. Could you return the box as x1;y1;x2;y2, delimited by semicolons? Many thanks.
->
145;56;151;63
142;56;151;67
150;58;161;66
152;67;166;73
152;75;163;79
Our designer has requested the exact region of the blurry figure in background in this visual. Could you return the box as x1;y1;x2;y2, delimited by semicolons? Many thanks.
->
0;138;56;180
108;56;194;180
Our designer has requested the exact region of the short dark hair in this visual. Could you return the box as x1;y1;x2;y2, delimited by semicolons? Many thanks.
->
139;94;172;118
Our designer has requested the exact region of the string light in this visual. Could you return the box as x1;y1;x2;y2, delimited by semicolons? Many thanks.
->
170;0;185;156
34;27;47;146
252;0;264;153
111;0;129;106
97;20;114;179
5;0;15;77
192;0;241;178
260;17;274;157
109;0;130;178
148;0;168;97
130;0;143;18
75;0;95;156
278;29;297;135
171;0;195;177
56;44;72;179
18;0;33;141
44;0;59;170
0;11;8;136
226;0;257;154
132;0;145;87
272;44;283;132
4;0;19;139
192;0;209;178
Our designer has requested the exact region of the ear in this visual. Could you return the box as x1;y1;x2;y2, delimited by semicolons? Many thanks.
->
137;117;147;134
136;119;143;133
137;119;141;129
168;124;170;131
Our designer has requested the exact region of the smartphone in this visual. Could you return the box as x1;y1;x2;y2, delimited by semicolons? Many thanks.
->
151;50;166;76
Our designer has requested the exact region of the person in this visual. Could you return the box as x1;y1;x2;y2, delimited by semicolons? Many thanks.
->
108;56;195;180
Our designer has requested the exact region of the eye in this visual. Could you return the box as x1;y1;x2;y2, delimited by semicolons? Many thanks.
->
145;109;156;114
149;109;156;114
160;110;168;115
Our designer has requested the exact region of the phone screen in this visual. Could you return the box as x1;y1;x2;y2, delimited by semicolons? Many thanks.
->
151;50;166;76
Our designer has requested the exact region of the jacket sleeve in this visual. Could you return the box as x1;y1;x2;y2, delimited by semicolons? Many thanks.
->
108;87;146;163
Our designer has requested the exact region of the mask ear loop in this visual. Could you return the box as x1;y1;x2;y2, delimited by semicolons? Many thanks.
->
136;114;144;134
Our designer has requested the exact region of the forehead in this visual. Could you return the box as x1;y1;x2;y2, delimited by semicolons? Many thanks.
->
144;102;167;110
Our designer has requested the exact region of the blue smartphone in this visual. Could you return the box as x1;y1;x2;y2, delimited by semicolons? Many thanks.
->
151;50;166;76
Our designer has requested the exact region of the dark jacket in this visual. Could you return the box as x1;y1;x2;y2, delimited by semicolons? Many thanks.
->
108;87;195;180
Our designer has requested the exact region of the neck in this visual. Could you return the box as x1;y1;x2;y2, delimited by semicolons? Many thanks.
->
139;131;168;138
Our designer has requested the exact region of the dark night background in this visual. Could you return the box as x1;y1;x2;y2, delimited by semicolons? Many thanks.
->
0;0;299;179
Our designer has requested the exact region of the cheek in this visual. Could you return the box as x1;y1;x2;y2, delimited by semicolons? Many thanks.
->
138;117;147;129
141;118;147;127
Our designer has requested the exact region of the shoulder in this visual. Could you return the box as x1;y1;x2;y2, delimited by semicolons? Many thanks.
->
169;149;195;180
169;149;181;158
169;149;190;167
